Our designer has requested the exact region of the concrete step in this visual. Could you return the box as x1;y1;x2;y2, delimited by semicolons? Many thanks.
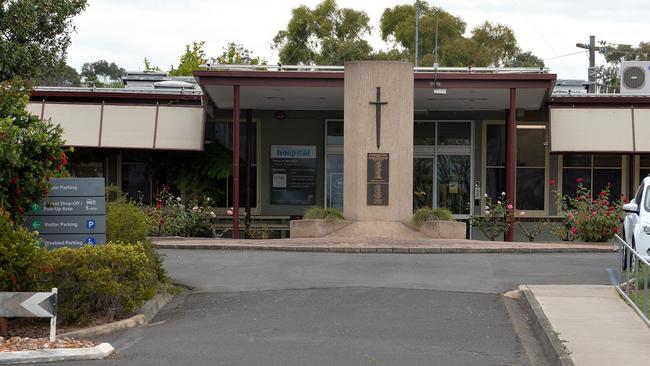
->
325;221;428;239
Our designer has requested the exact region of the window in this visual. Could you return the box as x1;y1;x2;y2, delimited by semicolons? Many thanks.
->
635;183;644;205
437;122;471;146
414;122;435;145
67;149;104;178
122;162;150;204
561;154;623;200
484;123;547;212
640;155;650;182
516;126;546;210
205;120;258;208
326;120;343;209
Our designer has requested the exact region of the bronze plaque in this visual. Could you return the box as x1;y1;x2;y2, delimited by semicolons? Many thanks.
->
367;153;389;205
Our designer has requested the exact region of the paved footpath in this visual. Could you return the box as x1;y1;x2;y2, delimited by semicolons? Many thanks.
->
527;285;650;366
154;237;614;253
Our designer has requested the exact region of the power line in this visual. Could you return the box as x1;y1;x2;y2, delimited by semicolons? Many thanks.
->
510;0;572;76
543;50;587;61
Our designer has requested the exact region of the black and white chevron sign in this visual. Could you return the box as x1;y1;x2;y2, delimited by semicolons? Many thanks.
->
0;290;57;318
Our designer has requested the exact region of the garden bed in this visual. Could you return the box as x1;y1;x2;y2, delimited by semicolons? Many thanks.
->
0;336;95;352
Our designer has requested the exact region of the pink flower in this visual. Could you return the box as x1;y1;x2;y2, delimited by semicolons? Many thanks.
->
576;177;584;183
507;204;513;210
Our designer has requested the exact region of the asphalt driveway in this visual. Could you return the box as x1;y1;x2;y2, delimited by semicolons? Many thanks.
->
48;251;614;366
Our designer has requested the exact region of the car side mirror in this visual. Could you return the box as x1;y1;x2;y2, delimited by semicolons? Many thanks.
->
623;202;639;214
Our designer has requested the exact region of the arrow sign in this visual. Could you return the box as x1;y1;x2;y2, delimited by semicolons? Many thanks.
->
0;291;57;318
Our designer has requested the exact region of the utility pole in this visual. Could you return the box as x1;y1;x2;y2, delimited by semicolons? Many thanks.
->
576;35;600;93
415;1;420;67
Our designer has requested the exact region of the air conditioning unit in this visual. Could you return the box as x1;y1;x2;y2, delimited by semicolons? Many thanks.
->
620;61;650;94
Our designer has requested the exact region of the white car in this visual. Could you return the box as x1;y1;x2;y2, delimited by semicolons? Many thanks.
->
623;175;650;265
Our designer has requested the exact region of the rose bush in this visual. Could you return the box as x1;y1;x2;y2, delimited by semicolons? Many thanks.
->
552;178;624;242
569;183;623;242
471;192;513;241
144;185;215;237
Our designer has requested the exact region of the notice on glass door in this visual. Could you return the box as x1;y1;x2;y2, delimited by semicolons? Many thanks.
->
270;145;316;205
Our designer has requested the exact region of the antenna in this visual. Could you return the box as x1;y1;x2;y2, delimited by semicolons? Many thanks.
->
415;0;420;67
432;11;446;95
434;11;439;68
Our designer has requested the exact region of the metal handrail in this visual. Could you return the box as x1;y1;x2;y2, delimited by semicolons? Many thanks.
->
614;234;650;327
198;63;549;74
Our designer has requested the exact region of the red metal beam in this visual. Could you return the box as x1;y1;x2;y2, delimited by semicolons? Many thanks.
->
506;88;517;242
232;85;240;239
195;70;556;91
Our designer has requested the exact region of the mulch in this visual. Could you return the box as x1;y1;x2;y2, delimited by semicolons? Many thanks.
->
0;336;96;352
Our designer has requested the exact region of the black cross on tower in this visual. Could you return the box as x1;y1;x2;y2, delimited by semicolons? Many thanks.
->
369;86;387;149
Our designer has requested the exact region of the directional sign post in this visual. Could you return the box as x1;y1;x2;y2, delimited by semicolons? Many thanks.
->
26;178;106;249
0;288;58;341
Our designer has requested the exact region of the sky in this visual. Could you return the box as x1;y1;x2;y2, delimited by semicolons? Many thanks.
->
65;0;650;80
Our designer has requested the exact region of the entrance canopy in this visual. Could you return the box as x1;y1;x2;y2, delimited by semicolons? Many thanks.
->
194;65;556;111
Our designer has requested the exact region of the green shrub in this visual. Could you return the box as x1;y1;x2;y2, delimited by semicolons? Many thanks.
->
0;209;45;291
303;207;345;221
107;200;149;242
1;79;69;220
40;242;159;324
411;207;455;227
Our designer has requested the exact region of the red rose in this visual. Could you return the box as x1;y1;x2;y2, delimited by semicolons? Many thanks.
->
576;177;584;183
549;179;556;186
614;227;619;234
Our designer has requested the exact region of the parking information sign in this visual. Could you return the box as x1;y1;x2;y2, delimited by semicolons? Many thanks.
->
26;178;106;248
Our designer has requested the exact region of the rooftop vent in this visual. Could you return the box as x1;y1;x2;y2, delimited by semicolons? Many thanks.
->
153;80;195;89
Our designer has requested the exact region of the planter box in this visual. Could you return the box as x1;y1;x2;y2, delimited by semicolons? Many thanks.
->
418;220;466;239
290;219;351;238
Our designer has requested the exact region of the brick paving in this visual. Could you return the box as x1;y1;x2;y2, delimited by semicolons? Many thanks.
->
153;237;614;254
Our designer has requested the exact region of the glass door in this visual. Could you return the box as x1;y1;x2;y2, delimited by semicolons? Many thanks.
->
413;158;434;210
437;154;471;215
413;120;473;219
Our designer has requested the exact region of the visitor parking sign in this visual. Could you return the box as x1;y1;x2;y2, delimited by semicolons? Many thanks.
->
26;178;106;249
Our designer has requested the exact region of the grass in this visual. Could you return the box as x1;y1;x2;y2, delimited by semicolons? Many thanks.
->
411;207;455;227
